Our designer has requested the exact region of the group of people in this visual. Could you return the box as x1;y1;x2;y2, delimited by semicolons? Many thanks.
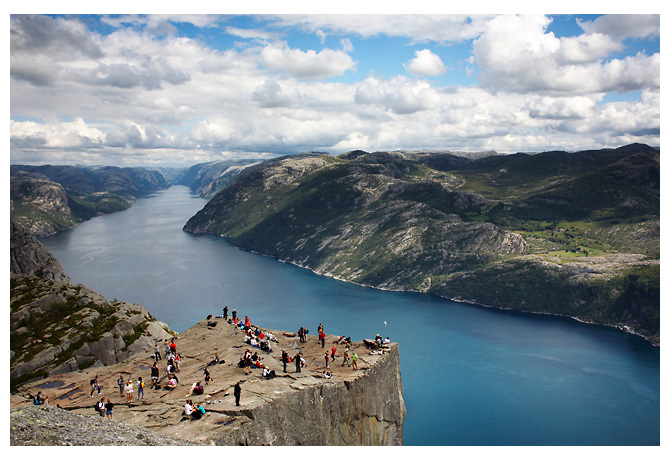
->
183;399;206;420
94;397;115;419
115;375;145;402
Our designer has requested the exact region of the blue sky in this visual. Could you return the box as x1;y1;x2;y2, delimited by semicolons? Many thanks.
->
9;7;661;167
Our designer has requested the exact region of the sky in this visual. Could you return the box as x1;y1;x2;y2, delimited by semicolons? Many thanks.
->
8;4;662;168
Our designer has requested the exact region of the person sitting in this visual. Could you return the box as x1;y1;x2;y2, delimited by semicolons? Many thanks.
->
184;400;194;416
323;371;332;379
250;336;259;347
263;367;276;379
251;352;259;362
207;355;220;367
33;392;43;405
375;334;383;346
166;375;178;390
383;337;390;344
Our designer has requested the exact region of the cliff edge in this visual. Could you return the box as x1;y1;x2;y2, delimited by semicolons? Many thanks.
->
10;319;406;446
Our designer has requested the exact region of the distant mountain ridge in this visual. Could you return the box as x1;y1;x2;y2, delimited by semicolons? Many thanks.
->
184;143;659;344
10;164;171;237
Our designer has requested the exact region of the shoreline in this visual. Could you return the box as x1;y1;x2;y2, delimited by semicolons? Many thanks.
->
210;232;659;347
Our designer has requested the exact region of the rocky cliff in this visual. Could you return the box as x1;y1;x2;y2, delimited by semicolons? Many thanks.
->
9;223;175;390
10;319;406;446
183;145;659;344
11;221;70;283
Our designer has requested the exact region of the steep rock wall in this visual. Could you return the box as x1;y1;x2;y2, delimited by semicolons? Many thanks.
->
212;345;405;446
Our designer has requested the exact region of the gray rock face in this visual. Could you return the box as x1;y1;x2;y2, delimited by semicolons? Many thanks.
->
10;221;71;283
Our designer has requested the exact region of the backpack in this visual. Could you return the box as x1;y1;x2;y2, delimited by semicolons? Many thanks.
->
140;380;144;388
90;379;95;386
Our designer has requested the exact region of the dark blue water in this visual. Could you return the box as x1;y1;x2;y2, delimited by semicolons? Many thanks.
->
42;186;660;446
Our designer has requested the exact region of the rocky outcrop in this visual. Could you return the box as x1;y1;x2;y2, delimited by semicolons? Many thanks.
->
10;319;406;446
10;274;175;389
9;223;174;389
10;405;201;446
10;221;71;283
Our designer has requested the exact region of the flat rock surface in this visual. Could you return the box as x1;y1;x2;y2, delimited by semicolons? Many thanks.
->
10;318;394;445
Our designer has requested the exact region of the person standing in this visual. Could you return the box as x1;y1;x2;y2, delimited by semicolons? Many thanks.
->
96;397;105;417
137;377;145;399
319;330;326;348
126;378;134;403
342;347;350;366
331;346;337;362
234;381;242;407
232;309;237;323
282;350;288;373
324;352;329;368
154;342;161;361
298;327;304;343
223;306;228;320
151;362;160;389
117;375;125;397
294;352;301;373
352;352;358;370
105;399;114;420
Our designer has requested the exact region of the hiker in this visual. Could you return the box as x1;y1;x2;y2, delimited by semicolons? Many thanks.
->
164;339;170;358
125;378;134;403
234;381;242;406
117;375;125;396
137;377;145;399
323;371;332;379
89;375;101;397
319;330;326;348
342;348;351;366
282;350;288;372
174;353;181;372
294;352;302;373
352;352;358;370
105;399;114;419
170;338;177;355
33;391;43;405
154;342;161;360
331;346;337;362
203;367;213;384
223;306;228;320
298;327;305;343
324;352;330;368
96;397;105;417
232;309;237;322
151;362;160;389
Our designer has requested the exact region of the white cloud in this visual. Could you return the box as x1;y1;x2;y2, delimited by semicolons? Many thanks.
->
268;14;496;43
9;14;661;167
404;49;446;77
472;14;660;96
260;44;356;79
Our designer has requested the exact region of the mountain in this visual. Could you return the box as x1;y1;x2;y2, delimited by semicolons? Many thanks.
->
184;144;659;344
175;159;259;198
10;222;174;391
10;165;171;237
